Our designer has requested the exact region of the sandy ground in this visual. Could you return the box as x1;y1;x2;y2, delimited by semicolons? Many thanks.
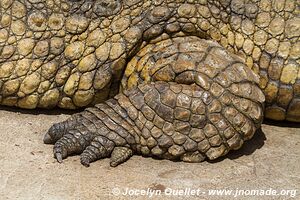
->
0;106;299;200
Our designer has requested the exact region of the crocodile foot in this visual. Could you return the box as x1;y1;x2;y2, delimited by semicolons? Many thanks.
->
44;98;136;167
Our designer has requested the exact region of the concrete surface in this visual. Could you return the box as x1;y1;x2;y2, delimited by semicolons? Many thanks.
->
0;106;299;200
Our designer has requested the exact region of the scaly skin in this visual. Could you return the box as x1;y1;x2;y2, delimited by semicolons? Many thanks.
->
45;37;264;166
0;0;299;166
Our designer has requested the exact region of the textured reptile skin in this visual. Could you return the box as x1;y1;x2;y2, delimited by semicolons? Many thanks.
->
0;0;299;166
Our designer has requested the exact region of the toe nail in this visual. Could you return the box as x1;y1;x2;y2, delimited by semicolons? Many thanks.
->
56;153;63;163
43;133;53;144
110;161;118;167
81;157;90;167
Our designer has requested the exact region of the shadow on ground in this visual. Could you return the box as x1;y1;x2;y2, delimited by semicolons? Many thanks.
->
208;128;267;163
0;105;80;115
264;119;300;128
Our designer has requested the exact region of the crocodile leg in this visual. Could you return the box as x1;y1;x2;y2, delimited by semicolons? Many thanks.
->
46;81;263;167
45;37;265;166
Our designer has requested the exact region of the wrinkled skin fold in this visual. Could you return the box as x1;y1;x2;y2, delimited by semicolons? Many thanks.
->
0;0;299;166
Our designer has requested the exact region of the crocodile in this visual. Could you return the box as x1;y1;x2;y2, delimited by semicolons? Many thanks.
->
0;0;299;167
